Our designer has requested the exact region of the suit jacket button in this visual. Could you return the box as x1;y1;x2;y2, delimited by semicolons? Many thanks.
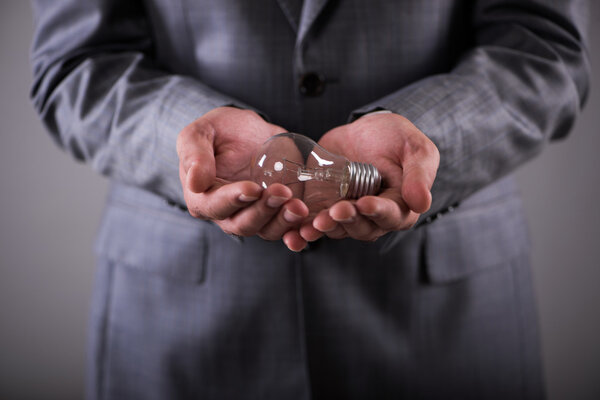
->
299;72;325;96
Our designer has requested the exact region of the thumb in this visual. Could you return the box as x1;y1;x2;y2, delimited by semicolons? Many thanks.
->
401;166;433;214
401;149;438;214
176;120;216;193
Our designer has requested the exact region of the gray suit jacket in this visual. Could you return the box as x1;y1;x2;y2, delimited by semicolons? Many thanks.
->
31;0;590;399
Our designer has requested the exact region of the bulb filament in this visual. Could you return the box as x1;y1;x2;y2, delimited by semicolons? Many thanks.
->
266;158;347;186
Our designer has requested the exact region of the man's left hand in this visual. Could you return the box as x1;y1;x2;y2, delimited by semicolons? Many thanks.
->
299;112;440;243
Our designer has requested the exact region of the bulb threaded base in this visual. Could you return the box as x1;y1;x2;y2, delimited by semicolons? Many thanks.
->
346;162;382;198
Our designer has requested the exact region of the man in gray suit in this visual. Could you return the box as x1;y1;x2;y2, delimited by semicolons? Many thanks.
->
31;0;590;399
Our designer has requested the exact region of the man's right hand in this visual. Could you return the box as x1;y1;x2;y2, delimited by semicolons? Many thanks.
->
176;107;309;251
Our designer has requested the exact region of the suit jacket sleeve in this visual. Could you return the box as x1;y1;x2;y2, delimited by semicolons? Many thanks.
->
30;0;249;205
351;0;591;220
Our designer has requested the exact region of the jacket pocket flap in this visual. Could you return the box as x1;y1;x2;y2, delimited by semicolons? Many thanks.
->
95;201;208;283
424;196;529;284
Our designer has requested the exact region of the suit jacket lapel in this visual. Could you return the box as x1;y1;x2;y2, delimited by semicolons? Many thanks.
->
297;0;330;45
276;0;303;33
278;0;331;72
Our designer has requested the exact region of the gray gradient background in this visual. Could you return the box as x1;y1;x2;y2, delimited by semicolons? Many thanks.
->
0;1;598;399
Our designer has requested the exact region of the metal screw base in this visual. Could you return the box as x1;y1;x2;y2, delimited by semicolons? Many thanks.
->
346;162;382;198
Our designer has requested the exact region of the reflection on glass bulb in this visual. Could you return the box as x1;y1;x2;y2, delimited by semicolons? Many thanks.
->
251;132;382;214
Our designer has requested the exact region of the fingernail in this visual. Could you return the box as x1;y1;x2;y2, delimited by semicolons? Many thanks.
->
267;195;288;208
239;194;259;202
336;216;355;224
283;209;303;223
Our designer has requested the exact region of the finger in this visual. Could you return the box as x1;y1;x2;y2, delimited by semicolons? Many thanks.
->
355;195;419;231
299;221;324;242
401;138;439;213
328;201;358;224
312;209;338;233
402;165;433;214
324;224;348;240
176;120;216;193
329;200;382;240
283;230;308;252
312;208;347;239
186;180;262;220
258;198;309;241
221;184;293;237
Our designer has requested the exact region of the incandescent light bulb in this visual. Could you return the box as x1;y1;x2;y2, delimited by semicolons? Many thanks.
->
251;133;382;214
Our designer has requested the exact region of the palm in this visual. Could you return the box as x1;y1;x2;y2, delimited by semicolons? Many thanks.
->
314;113;439;220
208;109;284;183
214;134;269;182
318;126;405;193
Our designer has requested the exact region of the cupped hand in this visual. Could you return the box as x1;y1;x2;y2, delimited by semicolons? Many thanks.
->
299;112;440;243
176;107;309;251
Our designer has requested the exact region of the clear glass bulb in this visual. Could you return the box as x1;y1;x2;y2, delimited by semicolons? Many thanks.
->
250;132;382;214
